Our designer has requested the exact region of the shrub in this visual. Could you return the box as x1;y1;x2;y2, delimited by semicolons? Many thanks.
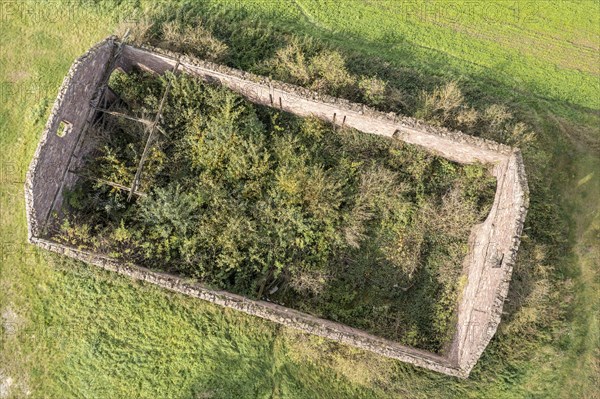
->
268;43;359;98
270;40;312;85
309;50;356;95
288;268;330;296
160;21;228;62
56;218;99;251
358;76;387;106
483;103;513;127
414;82;537;148
503;121;537;147
455;107;479;128
415;81;465;125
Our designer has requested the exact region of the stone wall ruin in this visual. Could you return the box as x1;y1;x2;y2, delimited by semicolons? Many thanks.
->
25;37;529;378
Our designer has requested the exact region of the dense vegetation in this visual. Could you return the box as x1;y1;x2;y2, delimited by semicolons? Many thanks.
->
57;69;495;351
2;1;597;398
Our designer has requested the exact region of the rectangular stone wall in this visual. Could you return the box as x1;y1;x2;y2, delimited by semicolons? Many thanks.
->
26;38;529;378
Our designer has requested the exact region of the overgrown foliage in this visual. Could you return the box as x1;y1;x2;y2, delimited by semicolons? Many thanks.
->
56;69;495;352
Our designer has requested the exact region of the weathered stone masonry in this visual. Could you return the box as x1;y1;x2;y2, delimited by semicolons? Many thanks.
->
25;37;529;378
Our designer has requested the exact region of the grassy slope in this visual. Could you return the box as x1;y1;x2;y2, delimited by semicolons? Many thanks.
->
290;0;599;109
236;0;599;116
0;0;598;398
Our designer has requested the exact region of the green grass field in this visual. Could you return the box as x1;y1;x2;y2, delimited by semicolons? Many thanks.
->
1;1;598;398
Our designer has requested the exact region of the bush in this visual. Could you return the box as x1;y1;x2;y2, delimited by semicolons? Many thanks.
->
268;43;357;95
414;81;537;148
270;39;312;85
358;76;387;106
309;50;356;95
415;81;465;124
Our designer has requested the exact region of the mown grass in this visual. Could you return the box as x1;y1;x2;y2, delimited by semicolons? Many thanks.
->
1;1;598;398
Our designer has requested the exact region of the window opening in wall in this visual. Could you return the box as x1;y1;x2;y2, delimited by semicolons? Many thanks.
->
57;120;72;137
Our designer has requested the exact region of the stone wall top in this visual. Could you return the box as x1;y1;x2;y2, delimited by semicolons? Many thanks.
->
25;37;529;378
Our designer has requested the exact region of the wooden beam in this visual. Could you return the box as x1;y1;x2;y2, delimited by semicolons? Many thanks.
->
94;108;153;126
70;171;146;197
127;59;180;201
